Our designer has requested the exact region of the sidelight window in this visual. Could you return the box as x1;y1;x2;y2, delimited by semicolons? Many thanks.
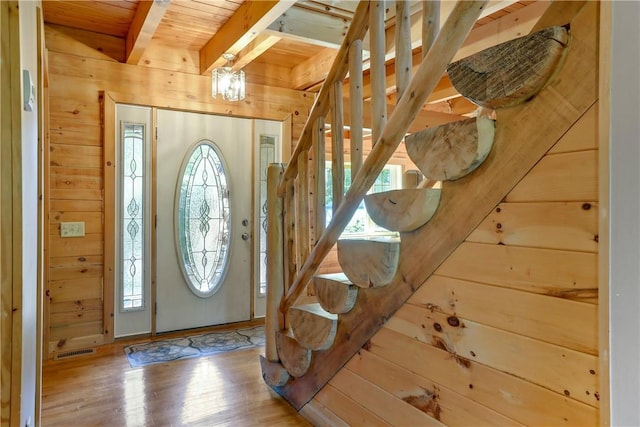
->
121;123;146;311
258;135;276;297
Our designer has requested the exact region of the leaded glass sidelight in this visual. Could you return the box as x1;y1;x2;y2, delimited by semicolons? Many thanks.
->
121;123;145;311
176;140;231;297
258;135;276;297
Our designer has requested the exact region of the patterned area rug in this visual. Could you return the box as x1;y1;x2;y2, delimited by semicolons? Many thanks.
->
124;325;265;367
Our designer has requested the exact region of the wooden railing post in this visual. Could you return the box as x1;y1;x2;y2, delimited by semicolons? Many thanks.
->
349;39;364;179
312;118;326;243
283;178;296;313
370;0;387;145
422;0;441;57
265;164;285;362
331;82;344;214
296;151;310;272
395;0;412;102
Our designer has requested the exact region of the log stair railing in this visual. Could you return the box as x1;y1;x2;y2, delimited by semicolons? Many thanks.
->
261;0;574;411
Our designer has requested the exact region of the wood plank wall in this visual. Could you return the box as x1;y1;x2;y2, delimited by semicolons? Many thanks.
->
302;1;601;418
305;96;600;426
43;24;313;357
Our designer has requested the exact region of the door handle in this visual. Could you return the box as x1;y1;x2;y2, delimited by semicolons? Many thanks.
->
242;233;250;240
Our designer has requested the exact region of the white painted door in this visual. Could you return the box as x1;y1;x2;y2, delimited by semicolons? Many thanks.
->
156;110;252;332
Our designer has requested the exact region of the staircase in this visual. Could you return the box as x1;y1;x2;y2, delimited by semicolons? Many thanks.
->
260;0;589;414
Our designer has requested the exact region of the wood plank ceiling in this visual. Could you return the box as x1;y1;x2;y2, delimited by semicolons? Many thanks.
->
42;0;543;116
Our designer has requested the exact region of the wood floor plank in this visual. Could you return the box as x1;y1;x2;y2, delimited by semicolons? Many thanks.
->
42;332;310;426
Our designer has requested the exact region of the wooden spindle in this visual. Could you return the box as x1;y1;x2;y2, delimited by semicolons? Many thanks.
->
295;152;309;273
349;39;364;178
265;164;285;362
422;0;440;57
395;0;412;102
283;178;296;328
313;118;326;239
331;82;344;214
370;0;387;145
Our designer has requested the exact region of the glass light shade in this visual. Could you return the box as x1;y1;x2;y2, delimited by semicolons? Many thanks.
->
212;66;246;101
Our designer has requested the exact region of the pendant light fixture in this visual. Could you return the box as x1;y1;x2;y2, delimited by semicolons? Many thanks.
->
212;53;246;101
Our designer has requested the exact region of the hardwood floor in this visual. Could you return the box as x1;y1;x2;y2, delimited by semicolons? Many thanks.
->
41;325;311;427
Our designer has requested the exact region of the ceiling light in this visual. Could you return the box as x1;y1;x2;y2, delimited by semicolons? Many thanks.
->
212;53;245;101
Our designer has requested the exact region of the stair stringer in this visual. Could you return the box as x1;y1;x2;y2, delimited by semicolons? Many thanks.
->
272;1;597;411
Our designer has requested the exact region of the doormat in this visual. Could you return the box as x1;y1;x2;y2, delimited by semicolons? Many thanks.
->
123;325;265;367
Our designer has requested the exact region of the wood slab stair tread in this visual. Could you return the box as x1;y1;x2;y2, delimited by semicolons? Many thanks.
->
289;304;338;351
405;116;495;181
312;273;359;314
337;237;400;288
447;26;569;109
364;188;441;232
275;331;312;378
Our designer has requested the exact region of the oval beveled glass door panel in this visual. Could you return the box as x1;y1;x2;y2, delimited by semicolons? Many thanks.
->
176;140;231;297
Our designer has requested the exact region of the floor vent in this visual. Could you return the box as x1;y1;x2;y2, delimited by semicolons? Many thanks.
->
53;348;96;360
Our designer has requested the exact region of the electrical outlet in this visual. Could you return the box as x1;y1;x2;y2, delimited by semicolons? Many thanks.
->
60;221;85;237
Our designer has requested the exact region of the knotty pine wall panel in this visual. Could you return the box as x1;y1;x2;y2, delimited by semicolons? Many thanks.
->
44;23;314;357
312;84;601;426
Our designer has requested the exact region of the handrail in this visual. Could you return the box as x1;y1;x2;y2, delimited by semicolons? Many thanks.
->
280;0;489;314
276;1;371;196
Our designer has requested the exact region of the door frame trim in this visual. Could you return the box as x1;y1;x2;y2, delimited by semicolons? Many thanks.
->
101;93;291;340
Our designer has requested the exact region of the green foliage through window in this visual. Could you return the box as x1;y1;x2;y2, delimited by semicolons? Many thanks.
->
325;163;400;235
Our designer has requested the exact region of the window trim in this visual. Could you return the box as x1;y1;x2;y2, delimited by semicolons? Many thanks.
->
174;139;232;298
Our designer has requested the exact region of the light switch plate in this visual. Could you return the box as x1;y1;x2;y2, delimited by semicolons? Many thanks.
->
60;221;85;237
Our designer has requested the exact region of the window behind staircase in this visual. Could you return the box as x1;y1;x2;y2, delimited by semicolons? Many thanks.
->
325;163;402;236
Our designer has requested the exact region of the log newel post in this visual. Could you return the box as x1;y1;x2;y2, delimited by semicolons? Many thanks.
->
265;164;285;362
